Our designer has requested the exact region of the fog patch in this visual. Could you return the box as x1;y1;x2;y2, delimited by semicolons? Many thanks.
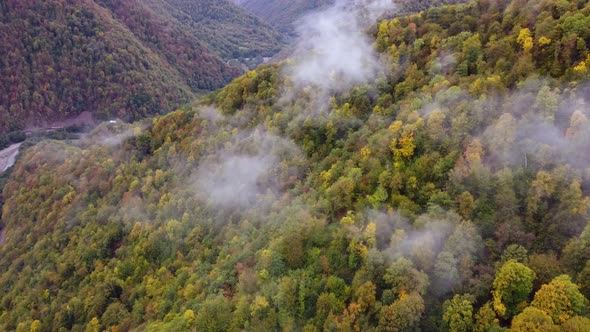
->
284;0;396;110
195;105;226;125
78;120;145;148
476;82;590;171
191;129;303;209
355;208;482;294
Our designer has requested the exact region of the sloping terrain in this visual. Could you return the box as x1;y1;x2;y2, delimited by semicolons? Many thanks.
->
2;0;590;331
0;0;283;135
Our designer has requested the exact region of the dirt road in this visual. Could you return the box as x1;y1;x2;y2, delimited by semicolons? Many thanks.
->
0;143;22;174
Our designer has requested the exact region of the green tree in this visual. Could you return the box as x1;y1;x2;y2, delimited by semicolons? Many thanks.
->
500;244;528;265
474;302;500;332
534;86;559;121
378;292;425;332
434;251;459;290
577;260;590;299
427;109;447;143
316;293;344;327
195;295;232;332
456;191;475;220
383;257;429;296
354;281;376;313
327;176;355;212
442;294;475;332
528;253;564;290
492;260;536;319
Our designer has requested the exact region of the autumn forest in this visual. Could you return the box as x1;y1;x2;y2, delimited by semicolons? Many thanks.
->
2;0;590;331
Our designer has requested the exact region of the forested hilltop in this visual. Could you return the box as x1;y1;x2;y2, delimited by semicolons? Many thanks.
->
0;0;282;134
3;0;590;331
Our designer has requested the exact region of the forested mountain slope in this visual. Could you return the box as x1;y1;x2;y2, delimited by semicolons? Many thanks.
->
234;0;333;33
0;0;282;135
234;0;467;34
151;0;284;59
2;0;590;331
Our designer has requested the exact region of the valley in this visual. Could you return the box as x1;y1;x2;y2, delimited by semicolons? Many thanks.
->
0;0;283;135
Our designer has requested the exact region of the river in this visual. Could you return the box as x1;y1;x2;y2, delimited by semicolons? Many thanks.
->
0;143;22;174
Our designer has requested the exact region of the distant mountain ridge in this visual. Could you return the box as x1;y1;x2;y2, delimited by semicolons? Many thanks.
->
153;0;284;59
235;0;469;34
0;0;283;134
234;0;333;34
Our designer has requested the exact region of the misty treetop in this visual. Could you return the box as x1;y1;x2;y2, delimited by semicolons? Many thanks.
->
2;0;590;331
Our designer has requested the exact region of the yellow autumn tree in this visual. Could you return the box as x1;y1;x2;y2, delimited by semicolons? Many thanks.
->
517;28;533;52
530;275;587;324
510;307;556;331
538;36;552;47
390;131;416;161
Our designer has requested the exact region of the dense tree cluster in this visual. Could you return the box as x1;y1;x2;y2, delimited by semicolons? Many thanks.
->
2;0;590;331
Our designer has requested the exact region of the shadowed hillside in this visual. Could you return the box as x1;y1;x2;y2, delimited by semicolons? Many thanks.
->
0;0;283;134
